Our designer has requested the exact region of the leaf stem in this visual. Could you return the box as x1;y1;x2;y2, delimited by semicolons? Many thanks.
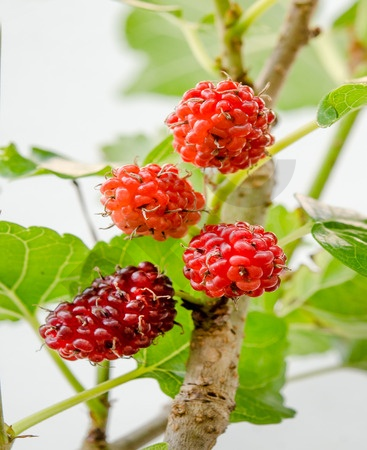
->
278;221;313;247
208;120;319;216
11;367;146;437
287;364;343;383
233;0;277;36
175;289;209;306
307;109;360;200
177;20;218;77
0;382;10;448
72;180;99;244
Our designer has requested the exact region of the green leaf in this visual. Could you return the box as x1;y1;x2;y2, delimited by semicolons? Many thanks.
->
286;328;334;356
101;133;159;163
312;221;367;277
343;339;367;370
231;312;295;424
122;1;217;96
333;1;357;28
265;204;304;256
124;0;181;14
317;81;367;127
287;274;367;340
143;135;176;165
0;143;37;178
142;443;169;450
80;234;197;295
136;302;192;397
0;143;110;180
0;222;89;321
121;0;337;109
276;251;356;317
296;194;367;223
355;0;367;47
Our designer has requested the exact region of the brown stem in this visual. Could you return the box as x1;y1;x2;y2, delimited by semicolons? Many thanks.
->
165;163;275;450
256;0;320;103
164;1;319;448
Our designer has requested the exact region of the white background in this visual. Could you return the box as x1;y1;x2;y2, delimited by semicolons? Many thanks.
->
0;1;366;449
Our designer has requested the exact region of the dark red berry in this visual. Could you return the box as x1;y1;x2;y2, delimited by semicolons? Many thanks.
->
165;80;275;174
39;262;177;363
100;163;206;240
183;222;286;298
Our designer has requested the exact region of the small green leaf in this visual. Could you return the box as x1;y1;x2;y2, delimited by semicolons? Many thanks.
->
343;339;367;370
136;302;192;397
0;143;37;178
355;0;367;47
124;0;181;14
0;222;89;321
101;133;158;163
317;81;367;127
231;312;295;424
286;274;367;340
80;234;197;295
312;221;367;277
143;135;176;165
333;1;357;28
0;143;110;180
276;251;356;317
122;2;217;96
142;443;169;450
296;194;367;222
287;329;334;356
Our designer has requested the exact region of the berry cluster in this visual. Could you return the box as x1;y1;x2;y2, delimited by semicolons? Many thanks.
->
183;222;286;298
100;163;205;240
165;79;275;174
39;262;176;363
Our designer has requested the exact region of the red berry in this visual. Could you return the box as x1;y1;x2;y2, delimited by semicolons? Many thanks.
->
39;262;177;363
165;80;275;174
100;163;206;240
183;222;286;298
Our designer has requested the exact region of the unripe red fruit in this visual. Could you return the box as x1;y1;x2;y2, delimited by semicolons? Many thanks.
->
100;163;206;240
165;80;276;174
39;262;176;363
183;222;286;298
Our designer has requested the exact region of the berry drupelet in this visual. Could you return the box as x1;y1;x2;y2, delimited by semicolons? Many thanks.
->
100;163;206;241
183;222;286;299
39;262;177;363
165;79;276;174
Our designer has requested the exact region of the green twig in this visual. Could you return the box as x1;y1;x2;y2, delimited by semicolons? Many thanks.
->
177;20;218;77
208;120;319;217
214;0;248;82
0;382;10;448
11;367;146;437
233;0;277;36
278;221;313;247
287;364;343;383
95;360;111;423
307;110;360;200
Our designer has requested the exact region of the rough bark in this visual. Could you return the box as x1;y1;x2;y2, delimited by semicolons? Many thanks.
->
256;0;320;104
165;1;320;448
165;163;275;450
